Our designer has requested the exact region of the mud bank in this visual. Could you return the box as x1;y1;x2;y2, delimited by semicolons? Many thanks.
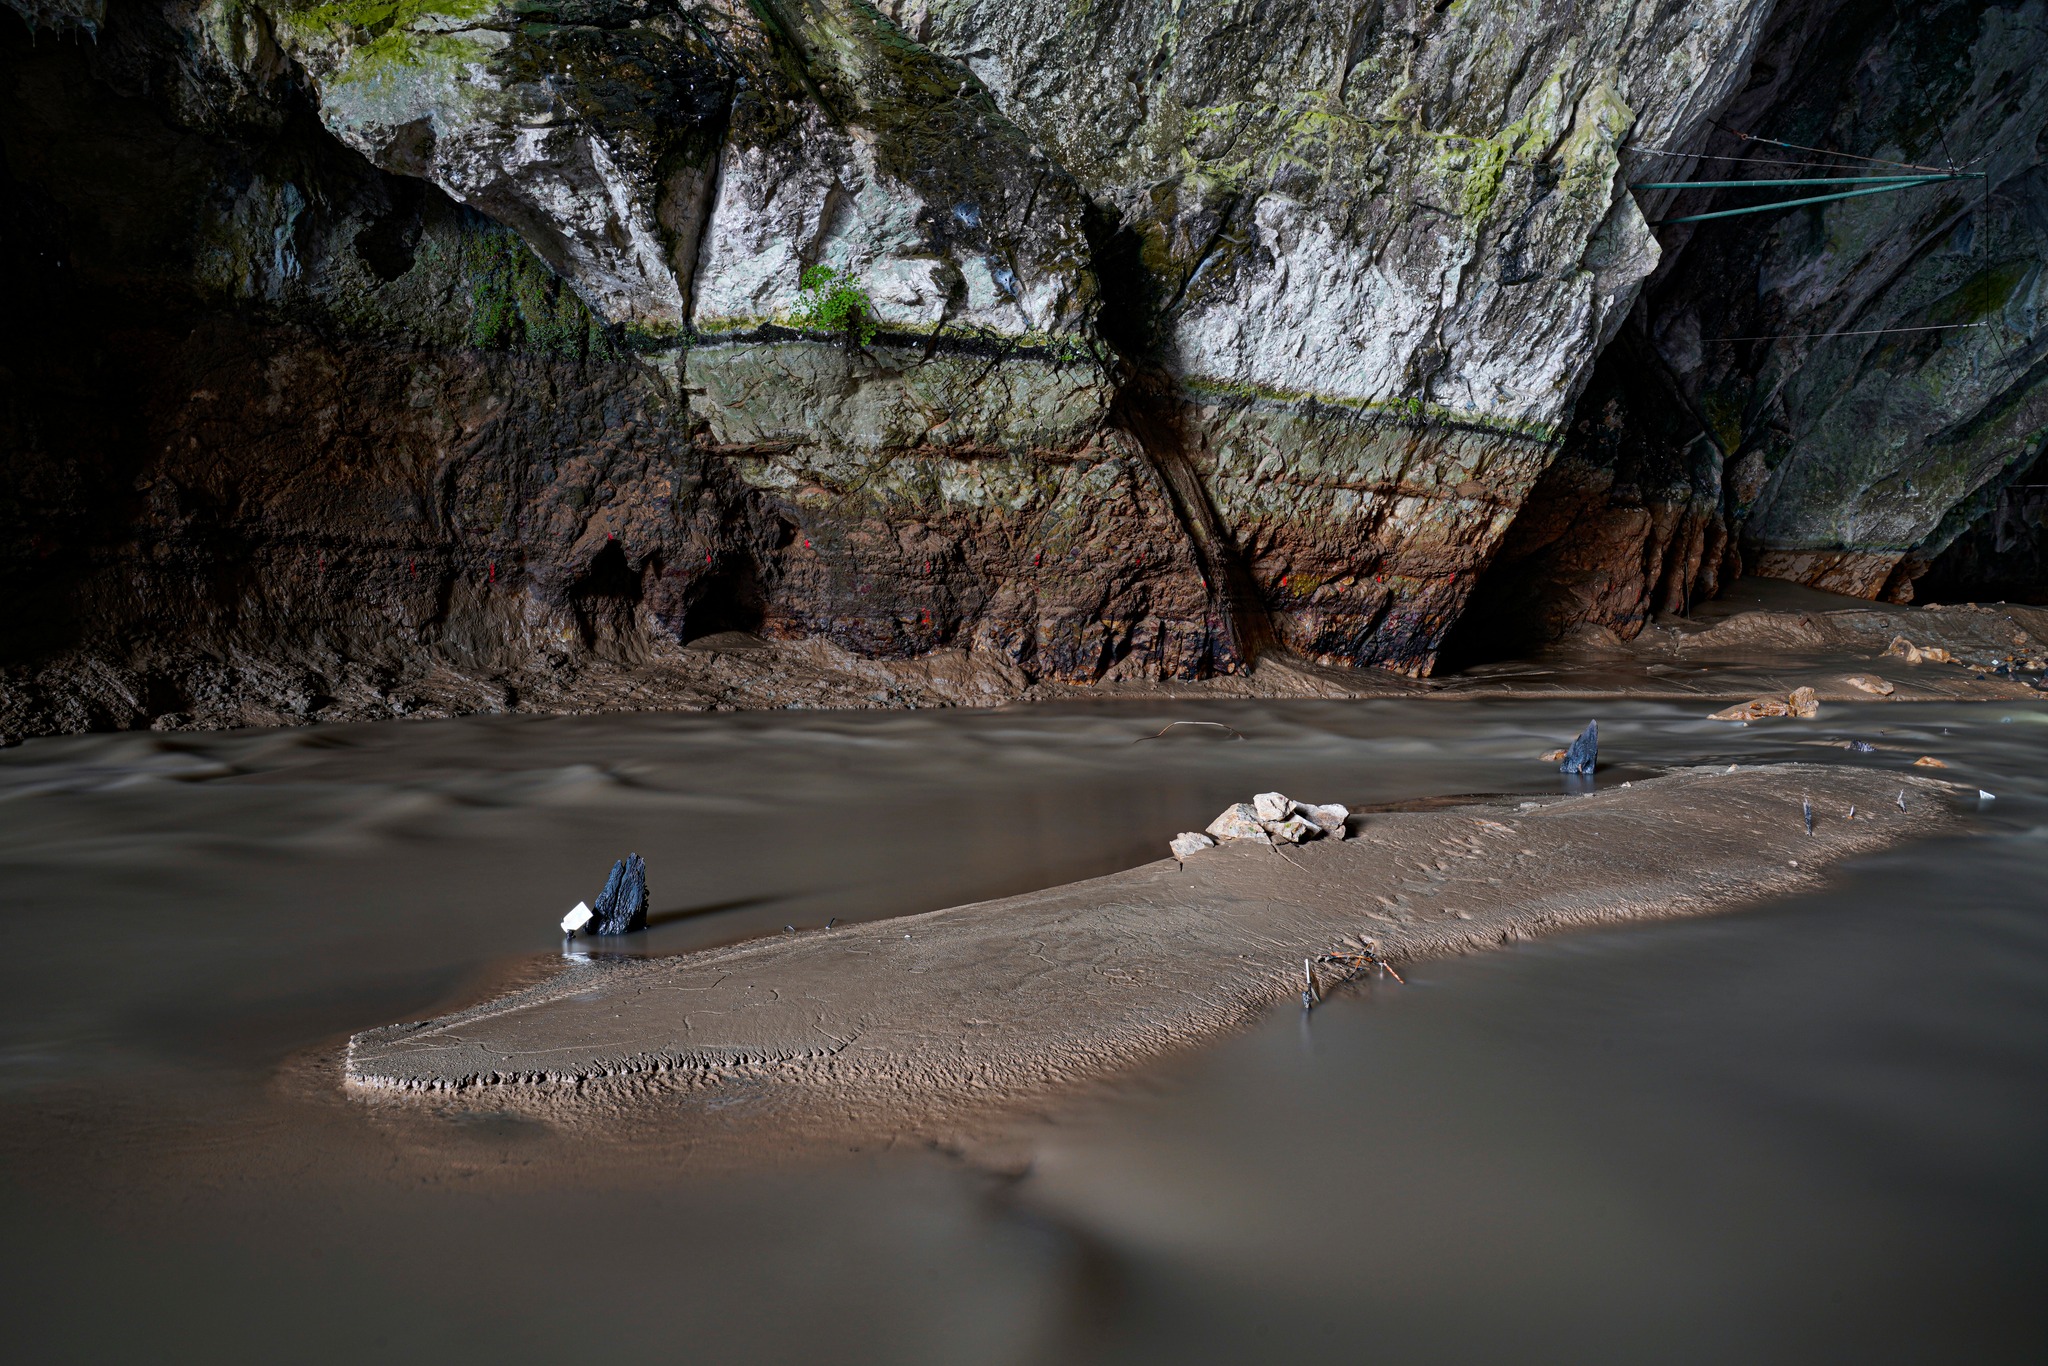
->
347;764;1966;1123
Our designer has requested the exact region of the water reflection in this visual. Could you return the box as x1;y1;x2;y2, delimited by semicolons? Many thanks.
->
1;697;2043;1362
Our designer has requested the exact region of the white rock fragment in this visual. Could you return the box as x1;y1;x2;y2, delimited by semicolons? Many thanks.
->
1252;791;1295;822
1302;803;1350;839
1207;803;1268;842
1170;831;1217;861
1266;815;1320;844
560;900;594;934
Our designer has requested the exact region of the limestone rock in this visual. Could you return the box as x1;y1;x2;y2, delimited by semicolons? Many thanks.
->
1206;804;1268;843
1844;675;1896;696
1170;832;1217;861
1251;791;1294;822
1265;815;1320;845
1302;804;1350;840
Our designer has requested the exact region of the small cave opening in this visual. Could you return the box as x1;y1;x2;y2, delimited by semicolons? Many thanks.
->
681;564;767;643
569;540;644;651
353;177;426;283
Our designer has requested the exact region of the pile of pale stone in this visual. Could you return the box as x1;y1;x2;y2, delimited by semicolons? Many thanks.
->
1169;792;1350;861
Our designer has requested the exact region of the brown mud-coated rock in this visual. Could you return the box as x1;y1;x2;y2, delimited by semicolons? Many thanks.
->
345;764;1965;1129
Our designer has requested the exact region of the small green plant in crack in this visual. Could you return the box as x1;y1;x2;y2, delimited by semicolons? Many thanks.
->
792;265;878;348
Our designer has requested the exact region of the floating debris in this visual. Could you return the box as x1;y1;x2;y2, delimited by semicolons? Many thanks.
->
588;853;648;935
1843;674;1896;696
1913;756;1948;769
1170;831;1217;862
1980;789;1996;800
1710;687;1820;722
1317;946;1405;986
1559;720;1598;774
560;900;594;934
1848;740;1877;753
1134;721;1246;743
1539;748;1568;763
1885;636;1955;665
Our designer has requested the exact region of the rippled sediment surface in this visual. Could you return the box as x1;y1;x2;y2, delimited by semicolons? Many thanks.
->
2;698;2044;1362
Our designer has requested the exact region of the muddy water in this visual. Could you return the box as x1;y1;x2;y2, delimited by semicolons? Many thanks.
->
1;696;2044;1363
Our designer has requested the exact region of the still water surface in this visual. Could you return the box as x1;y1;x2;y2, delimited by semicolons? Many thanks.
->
1;698;2043;1362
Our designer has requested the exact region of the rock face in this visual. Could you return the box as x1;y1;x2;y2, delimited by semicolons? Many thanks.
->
1597;0;2048;611
2;0;2043;738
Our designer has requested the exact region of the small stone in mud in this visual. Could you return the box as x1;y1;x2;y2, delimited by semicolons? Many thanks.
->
1170;831;1216;861
589;853;648;934
1914;756;1948;769
1844;674;1896;696
1207;803;1267;842
1559;720;1597;774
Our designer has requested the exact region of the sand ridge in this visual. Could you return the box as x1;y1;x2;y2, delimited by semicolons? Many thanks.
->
346;764;1969;1114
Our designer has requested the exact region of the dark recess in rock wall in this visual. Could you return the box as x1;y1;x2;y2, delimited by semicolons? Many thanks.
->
1446;329;1731;665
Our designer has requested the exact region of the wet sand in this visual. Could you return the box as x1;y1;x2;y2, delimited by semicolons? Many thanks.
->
347;763;1966;1126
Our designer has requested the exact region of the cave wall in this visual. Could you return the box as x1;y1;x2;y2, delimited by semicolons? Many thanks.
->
1638;0;2048;606
1452;0;2048;649
9;0;2043;734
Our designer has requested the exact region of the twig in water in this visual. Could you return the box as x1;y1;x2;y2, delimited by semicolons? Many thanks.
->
1133;721;1247;744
